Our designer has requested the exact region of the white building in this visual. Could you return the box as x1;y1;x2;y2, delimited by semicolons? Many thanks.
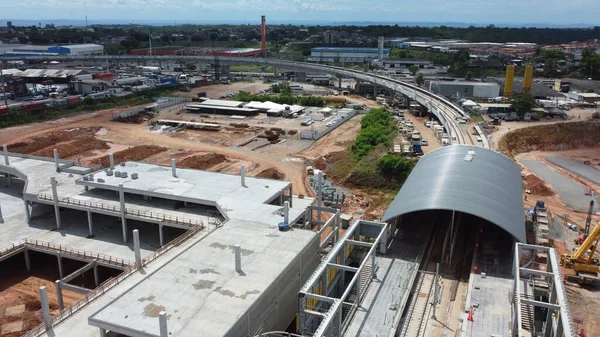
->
307;47;390;62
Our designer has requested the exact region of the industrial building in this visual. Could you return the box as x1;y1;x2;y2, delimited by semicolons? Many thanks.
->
428;81;500;99
2;44;104;56
382;59;433;70
185;99;304;117
306;47;390;62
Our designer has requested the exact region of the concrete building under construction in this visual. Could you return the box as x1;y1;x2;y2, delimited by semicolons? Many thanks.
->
0;144;576;337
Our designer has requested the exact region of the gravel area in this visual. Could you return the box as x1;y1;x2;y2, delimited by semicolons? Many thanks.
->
546;156;600;186
521;159;598;212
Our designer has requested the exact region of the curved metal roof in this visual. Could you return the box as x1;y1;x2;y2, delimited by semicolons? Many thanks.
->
382;145;526;242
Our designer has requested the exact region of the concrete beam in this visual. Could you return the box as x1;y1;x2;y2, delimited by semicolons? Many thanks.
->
327;262;359;273
60;282;92;294
61;261;95;283
24;200;30;223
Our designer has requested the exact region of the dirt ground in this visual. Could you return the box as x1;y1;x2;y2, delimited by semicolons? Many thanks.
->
174;81;270;99
0;275;81;336
512;149;600;337
172;128;257;147
298;114;363;161
0;101;310;196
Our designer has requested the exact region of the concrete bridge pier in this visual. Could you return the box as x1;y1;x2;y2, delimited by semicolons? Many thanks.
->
296;72;306;82
221;65;231;79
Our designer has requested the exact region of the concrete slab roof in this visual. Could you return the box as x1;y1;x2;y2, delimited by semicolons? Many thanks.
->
88;216;317;337
77;162;290;209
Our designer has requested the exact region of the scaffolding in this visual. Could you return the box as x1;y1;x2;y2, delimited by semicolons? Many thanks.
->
513;243;575;337
297;220;388;337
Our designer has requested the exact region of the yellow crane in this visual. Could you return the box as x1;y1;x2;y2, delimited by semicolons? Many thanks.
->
561;220;600;286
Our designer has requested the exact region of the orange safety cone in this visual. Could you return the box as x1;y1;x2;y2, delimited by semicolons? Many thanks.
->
467;306;474;322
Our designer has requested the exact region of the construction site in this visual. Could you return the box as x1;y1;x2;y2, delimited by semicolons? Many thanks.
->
0;50;599;337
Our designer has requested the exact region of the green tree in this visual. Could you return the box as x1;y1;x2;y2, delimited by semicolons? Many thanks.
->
466;71;473;81
543;59;558;77
586;88;595;93
185;63;196;71
377;154;414;177
592;111;600;120
511;92;536;117
408;65;419;76
209;32;218;41
416;73;424;87
580;47;600;78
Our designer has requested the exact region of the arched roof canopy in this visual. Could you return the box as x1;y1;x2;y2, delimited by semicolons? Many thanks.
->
382;145;526;242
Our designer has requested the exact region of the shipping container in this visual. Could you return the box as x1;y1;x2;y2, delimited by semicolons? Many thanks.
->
0;106;8;115
22;102;46;111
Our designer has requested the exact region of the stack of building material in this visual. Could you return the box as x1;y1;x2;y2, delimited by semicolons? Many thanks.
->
308;174;345;208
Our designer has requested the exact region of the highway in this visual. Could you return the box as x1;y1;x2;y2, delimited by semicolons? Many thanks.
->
1;54;477;146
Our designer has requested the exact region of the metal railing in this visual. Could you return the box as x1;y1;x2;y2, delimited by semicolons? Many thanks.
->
21;224;212;337
23;239;132;267
37;193;204;228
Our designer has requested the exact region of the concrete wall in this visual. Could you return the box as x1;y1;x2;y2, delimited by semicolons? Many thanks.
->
224;233;320;337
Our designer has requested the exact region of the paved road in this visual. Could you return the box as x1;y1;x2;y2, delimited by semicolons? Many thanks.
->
521;160;598;212
546;156;600;186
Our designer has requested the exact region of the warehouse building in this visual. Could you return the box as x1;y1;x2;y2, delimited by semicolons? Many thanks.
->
383;59;433;70
428;81;500;99
307;47;390;62
3;44;104;56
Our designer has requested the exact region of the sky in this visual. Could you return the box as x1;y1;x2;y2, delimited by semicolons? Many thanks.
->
1;0;599;26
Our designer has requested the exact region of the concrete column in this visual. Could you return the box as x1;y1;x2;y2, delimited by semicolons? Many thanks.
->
94;264;99;287
119;183;127;243
99;328;107;337
283;201;289;224
53;149;60;172
57;254;64;278
240;164;246;187
373;83;377;99
51;176;61;229
24;249;31;271
159;224;164;247
235;245;241;273
133;229;141;267
317;172;323;221
159;311;168;337
24;200;30;223
371;248;376;280
544;285;557;337
449;214;461;267
87;211;93;236
288;185;293;208
55;280;64;310
338;78;342;89
2;144;8;165
39;286;51;329
109;153;115;169
6;173;11;186
432;262;440;319
171;159;177;177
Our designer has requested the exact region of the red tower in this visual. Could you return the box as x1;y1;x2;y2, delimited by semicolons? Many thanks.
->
261;15;266;52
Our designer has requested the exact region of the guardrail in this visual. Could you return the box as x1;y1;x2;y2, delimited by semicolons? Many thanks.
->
21;223;212;337
37;193;203;228
24;239;132;267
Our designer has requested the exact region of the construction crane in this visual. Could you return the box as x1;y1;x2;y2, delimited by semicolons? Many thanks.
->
561;220;600;286
576;200;595;245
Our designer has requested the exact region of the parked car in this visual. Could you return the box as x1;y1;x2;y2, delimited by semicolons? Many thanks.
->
301;119;313;126
421;138;428;146
425;121;432;127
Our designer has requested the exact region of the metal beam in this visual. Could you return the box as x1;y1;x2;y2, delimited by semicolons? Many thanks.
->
519;267;554;278
304;309;327;317
304;292;336;303
345;239;373;248
521;298;561;311
327;263;359;273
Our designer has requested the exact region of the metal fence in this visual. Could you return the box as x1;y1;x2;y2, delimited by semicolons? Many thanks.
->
21;224;210;337
23;239;132;267
37;193;203;228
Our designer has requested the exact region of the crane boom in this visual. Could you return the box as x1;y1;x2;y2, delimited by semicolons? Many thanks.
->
572;220;600;262
584;200;594;238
